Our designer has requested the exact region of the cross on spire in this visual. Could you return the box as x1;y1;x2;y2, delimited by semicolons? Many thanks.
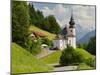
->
70;8;74;20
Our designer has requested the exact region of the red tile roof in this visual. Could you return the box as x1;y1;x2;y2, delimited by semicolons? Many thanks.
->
33;31;46;37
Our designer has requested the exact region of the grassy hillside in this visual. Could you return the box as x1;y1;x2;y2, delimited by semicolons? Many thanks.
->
40;48;94;65
12;43;53;74
75;48;94;60
40;51;62;64
29;25;56;40
77;63;94;70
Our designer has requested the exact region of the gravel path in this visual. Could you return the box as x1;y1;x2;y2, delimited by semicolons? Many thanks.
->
49;63;78;71
53;66;78;71
36;50;56;58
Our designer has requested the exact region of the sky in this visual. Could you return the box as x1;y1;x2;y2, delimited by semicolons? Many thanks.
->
30;1;96;32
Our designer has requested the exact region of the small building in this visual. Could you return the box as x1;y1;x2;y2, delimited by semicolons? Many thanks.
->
32;31;46;37
30;31;46;40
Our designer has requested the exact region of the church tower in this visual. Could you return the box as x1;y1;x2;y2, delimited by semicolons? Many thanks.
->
67;11;76;48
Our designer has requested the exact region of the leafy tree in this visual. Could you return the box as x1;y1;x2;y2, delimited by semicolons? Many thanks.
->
25;37;42;55
12;1;30;46
41;38;53;47
85;57;96;67
86;36;96;55
59;45;83;66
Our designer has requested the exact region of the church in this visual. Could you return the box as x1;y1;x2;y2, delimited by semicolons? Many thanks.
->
53;13;76;50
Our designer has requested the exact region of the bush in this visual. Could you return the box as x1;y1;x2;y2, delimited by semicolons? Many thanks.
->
59;46;84;66
25;37;42;55
85;57;96;67
41;38;53;47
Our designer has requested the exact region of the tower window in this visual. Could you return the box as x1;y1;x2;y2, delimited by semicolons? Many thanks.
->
69;40;71;45
71;30;73;32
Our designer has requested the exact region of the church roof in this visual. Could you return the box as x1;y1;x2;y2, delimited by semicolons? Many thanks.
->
54;35;65;40
69;10;75;28
60;26;68;35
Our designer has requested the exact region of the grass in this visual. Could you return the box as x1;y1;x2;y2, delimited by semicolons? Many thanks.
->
40;50;62;64
75;48;94;60
41;48;95;65
77;63;94;70
75;48;95;70
29;25;56;40
12;43;53;74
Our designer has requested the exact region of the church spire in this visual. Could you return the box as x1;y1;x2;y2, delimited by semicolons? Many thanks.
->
69;9;75;28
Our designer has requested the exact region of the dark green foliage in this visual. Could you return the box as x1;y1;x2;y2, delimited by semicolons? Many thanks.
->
78;43;87;50
85;57;96;67
86;36;96;55
41;38;53;47
28;3;36;24
59;46;83;66
28;3;44;27
28;3;61;34
25;37;42;55
45;15;61;34
12;1;30;46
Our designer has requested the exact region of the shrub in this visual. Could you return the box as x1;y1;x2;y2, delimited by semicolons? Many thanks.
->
25;37;42;55
41;38;53;47
85;57;96;67
59;45;84;66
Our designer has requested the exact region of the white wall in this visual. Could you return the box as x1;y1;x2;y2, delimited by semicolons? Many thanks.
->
67;37;76;48
53;39;66;50
68;28;76;36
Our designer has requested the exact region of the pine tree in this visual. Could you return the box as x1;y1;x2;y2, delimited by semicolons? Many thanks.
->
86;36;96;55
46;15;61;34
12;1;30;46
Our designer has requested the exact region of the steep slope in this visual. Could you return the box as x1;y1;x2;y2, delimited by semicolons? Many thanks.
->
75;48;94;60
29;25;56;40
12;43;53;74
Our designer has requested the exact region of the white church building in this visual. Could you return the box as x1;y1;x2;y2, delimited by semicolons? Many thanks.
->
53;14;76;50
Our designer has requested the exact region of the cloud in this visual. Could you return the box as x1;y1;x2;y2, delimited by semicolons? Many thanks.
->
35;3;95;31
72;5;95;30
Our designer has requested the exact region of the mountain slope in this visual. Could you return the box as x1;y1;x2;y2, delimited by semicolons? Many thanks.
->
29;25;56;40
12;43;53;74
77;30;96;44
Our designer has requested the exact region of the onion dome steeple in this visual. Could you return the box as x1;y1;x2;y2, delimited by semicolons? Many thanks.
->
69;10;75;28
